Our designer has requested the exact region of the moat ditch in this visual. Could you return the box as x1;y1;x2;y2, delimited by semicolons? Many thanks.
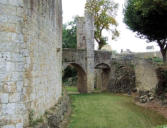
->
64;86;167;128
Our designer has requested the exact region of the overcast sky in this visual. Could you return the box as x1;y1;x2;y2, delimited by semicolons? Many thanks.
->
62;0;160;53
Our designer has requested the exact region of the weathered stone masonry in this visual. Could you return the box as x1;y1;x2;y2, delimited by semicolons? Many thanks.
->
85;1;95;92
0;0;161;127
0;0;62;127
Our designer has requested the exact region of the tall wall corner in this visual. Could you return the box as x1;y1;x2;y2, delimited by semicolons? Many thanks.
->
0;0;62;127
76;17;86;49
85;0;95;92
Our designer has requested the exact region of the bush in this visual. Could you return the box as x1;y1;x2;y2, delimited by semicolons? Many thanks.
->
152;57;163;63
155;66;167;100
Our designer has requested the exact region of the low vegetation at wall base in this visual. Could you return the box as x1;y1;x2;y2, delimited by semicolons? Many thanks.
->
108;62;136;94
156;66;167;103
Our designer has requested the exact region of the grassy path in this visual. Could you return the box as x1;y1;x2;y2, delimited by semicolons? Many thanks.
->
67;92;167;128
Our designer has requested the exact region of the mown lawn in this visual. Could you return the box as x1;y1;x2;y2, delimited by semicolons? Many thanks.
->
64;86;78;93
67;92;167;128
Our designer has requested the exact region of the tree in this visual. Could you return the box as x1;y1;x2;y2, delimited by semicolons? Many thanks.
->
85;0;119;49
63;20;77;48
124;0;167;63
62;19;78;86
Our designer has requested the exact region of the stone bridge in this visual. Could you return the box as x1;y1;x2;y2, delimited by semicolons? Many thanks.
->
63;49;112;71
62;16;161;94
63;48;112;93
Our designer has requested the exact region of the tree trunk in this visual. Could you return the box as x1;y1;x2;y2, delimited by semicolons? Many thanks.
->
98;42;103;50
162;54;167;64
98;40;106;50
160;49;167;64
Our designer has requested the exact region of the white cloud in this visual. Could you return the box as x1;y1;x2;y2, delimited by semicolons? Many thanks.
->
62;0;86;23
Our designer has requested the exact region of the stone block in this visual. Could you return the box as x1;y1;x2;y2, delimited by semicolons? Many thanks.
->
16;81;23;92
7;15;23;24
0;14;8;23
15;103;26;115
0;93;8;103
8;0;22;6
2;125;15;128
6;62;15;72
12;53;24;62
3;83;17;93
2;103;16;115
0;4;17;16
16;123;23;128
16;7;24;17
0;62;6;73
9;93;20;103
11;72;23;81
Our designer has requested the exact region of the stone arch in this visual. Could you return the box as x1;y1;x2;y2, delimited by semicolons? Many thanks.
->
95;63;110;69
95;63;111;91
63;63;87;93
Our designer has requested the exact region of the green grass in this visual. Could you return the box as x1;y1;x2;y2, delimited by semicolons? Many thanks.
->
64;86;78;93
68;93;167;128
155;125;167;128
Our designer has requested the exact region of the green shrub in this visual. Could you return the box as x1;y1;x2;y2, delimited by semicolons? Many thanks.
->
152;57;163;63
29;109;44;127
156;66;167;100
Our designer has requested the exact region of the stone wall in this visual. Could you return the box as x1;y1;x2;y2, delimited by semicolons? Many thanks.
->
62;48;87;72
114;54;159;91
76;17;86;49
0;0;62;127
134;52;162;59
85;4;95;92
95;68;111;91
30;90;70;128
107;61;136;93
63;49;112;72
102;54;159;93
47;90;70;128
134;59;158;91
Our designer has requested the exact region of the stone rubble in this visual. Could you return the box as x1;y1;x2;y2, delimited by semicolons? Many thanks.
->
136;90;155;103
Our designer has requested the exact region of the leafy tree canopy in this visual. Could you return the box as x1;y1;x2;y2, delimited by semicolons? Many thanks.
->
63;19;77;48
124;0;167;62
85;0;119;49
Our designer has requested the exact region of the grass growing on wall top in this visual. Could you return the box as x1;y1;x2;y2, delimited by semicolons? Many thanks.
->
67;93;167;128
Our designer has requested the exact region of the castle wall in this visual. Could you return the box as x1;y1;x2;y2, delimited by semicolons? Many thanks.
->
85;2;95;92
0;0;62;127
134;59;158;91
76;17;86;49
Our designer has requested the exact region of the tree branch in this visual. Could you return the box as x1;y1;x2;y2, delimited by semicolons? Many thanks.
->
95;36;100;43
158;40;164;51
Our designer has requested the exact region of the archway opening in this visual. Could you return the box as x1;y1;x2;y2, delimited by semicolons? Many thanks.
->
63;63;87;93
63;65;78;92
95;63;110;91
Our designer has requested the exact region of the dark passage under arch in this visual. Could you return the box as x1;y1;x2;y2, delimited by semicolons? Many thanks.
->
95;63;111;91
63;63;87;93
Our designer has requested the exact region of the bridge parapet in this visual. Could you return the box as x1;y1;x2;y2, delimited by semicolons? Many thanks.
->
63;48;87;72
62;48;113;93
95;50;112;67
63;49;113;71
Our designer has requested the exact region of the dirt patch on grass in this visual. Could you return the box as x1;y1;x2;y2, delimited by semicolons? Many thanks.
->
136;100;167;119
